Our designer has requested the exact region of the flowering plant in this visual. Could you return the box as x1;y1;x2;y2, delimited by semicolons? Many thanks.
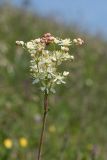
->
16;33;83;160
16;33;83;94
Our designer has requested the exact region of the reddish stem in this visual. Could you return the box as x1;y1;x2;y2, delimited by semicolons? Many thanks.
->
37;92;48;160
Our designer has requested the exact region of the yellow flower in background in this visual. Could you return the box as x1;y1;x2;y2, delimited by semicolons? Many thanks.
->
3;138;13;149
19;137;28;148
87;144;93;150
48;125;56;133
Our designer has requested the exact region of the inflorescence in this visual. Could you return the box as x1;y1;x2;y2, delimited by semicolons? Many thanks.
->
16;33;84;94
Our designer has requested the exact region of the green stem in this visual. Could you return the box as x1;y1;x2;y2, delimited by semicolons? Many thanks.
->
37;91;49;160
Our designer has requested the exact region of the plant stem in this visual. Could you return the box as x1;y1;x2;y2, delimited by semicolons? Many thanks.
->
37;91;49;160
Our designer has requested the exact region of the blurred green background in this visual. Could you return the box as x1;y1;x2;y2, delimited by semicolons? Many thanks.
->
0;2;107;160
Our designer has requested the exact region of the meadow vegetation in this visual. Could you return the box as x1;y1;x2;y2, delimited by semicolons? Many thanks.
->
0;5;107;160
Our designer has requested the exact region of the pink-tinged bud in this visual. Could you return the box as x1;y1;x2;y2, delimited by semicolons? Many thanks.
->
40;33;55;45
73;38;84;45
40;38;45;43
49;36;55;41
44;33;52;37
77;38;84;45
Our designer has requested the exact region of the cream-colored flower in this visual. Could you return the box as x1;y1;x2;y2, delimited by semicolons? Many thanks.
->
63;71;69;76
16;33;83;93
61;46;69;52
16;41;24;46
60;38;71;46
53;38;60;44
26;41;35;49
34;38;41;43
71;55;74;60
73;39;78;43
54;75;65;84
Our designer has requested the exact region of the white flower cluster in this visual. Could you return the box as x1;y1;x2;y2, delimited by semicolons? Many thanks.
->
16;33;83;94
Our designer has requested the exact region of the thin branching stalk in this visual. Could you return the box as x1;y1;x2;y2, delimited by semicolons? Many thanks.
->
37;91;49;160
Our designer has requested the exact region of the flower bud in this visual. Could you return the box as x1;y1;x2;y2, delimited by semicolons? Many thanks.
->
16;41;24;46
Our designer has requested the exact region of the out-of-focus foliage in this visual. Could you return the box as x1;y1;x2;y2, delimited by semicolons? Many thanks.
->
0;4;107;160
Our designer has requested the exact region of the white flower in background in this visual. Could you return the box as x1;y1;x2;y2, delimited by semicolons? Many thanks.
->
16;33;83;94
